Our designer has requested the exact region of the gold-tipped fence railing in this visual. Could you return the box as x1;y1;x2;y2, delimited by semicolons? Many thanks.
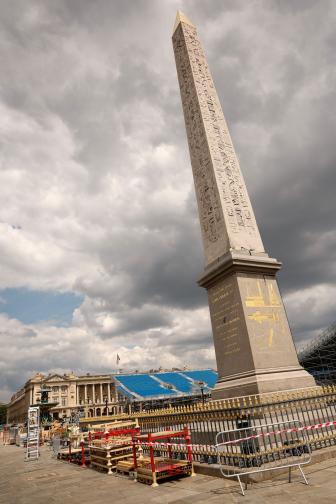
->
80;386;336;463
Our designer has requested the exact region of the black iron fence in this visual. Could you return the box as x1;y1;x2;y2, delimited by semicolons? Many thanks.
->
80;386;336;464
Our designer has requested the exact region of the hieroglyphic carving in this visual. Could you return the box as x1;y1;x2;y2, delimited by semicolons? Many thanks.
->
173;21;265;264
173;25;227;261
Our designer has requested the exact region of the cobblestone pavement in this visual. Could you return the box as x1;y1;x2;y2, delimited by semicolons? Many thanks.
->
0;444;335;504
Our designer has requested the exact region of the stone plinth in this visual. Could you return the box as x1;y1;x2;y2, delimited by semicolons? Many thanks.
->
198;250;315;398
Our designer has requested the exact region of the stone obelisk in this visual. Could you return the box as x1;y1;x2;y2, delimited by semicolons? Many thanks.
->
172;11;316;399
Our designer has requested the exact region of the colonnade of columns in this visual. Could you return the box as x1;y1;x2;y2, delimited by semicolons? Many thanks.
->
79;382;117;406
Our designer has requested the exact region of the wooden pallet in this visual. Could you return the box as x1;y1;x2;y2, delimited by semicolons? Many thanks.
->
116;459;135;475
136;459;192;485
116;456;152;475
89;441;137;475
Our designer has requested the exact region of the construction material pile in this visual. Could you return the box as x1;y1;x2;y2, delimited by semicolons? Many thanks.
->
88;421;140;474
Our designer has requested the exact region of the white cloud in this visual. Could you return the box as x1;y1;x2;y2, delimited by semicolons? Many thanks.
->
284;283;336;349
0;305;214;402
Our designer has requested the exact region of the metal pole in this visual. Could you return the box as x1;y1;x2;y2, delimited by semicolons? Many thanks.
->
237;475;245;496
168;441;172;459
185;427;195;476
132;438;138;481
148;433;158;487
299;464;309;485
81;441;86;467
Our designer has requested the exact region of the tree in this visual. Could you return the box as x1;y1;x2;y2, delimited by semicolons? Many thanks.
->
0;404;7;425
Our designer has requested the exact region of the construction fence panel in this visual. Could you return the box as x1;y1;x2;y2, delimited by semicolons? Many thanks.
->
216;420;311;495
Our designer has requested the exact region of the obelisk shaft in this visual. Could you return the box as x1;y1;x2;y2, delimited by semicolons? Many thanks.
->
172;12;316;398
172;12;264;266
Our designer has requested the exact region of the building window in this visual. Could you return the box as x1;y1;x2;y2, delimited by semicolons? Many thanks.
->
52;386;59;392
61;398;67;406
61;386;67;392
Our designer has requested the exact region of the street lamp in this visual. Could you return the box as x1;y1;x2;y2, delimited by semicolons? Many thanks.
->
104;395;108;416
198;381;205;405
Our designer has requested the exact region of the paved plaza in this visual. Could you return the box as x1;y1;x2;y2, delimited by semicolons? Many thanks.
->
0;444;335;504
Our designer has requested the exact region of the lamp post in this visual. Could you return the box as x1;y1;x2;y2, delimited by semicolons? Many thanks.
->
198;381;205;405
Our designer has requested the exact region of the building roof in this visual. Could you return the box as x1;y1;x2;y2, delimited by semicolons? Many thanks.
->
114;369;217;401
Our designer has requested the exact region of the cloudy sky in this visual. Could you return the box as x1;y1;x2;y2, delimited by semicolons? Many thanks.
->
1;0;335;402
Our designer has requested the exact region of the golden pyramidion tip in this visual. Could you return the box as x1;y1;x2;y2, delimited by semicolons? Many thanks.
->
173;10;194;34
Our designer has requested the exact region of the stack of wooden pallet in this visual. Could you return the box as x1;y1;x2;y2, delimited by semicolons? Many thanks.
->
132;428;195;487
116;458;135;475
90;419;138;432
89;437;136;474
136;458;193;485
116;456;150;476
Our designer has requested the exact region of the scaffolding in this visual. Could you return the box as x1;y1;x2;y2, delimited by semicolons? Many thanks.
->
299;321;336;384
25;406;40;461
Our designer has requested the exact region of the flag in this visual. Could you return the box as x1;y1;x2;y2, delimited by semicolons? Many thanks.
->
116;354;120;365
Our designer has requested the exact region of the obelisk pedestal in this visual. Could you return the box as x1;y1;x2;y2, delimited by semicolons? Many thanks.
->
198;250;316;398
172;12;316;399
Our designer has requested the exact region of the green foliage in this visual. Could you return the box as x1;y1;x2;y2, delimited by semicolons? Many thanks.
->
0;404;7;425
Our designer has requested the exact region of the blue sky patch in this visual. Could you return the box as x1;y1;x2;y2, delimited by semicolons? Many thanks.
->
0;288;83;326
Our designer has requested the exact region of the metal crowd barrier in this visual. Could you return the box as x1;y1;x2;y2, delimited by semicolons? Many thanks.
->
52;436;61;458
215;420;311;495
3;426;18;445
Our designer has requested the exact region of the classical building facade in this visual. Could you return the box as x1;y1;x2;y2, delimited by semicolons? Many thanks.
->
7;372;124;424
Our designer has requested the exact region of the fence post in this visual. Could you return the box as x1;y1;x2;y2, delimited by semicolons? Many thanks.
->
148;433;158;487
132;437;138;480
185;427;195;476
81;441;86;467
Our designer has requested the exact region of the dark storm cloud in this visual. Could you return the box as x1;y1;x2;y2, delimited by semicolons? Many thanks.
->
1;0;336;400
184;0;336;342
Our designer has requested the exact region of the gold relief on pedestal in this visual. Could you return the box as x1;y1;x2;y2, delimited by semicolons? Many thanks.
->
248;311;280;324
242;278;286;351
245;280;281;308
268;283;281;306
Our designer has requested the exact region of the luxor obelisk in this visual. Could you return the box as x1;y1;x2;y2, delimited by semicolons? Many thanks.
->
172;11;316;398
